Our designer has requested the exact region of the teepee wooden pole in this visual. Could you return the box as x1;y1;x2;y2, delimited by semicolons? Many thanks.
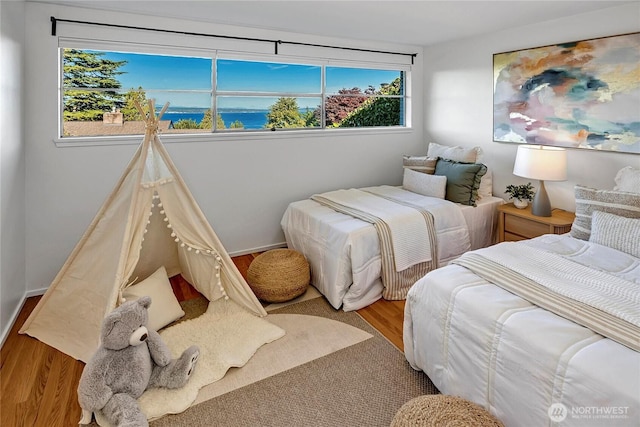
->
133;100;146;119
147;99;155;120
157;102;170;121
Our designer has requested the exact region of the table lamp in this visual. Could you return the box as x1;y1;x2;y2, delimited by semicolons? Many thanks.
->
513;145;567;217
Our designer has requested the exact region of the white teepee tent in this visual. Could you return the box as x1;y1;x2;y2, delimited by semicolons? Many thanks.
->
20;101;266;362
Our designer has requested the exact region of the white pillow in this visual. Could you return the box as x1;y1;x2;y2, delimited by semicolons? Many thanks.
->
427;142;483;163
122;266;185;331
478;168;493;198
614;166;640;194
589;211;640;258
403;167;447;199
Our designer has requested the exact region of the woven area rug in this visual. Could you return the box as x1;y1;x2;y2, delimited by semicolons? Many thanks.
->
150;295;439;427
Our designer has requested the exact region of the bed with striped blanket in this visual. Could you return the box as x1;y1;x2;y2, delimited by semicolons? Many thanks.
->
404;234;640;426
311;187;438;301
281;185;503;311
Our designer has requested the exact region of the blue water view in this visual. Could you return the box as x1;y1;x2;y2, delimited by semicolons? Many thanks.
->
160;109;269;130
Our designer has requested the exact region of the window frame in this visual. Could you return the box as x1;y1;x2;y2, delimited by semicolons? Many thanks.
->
56;38;413;145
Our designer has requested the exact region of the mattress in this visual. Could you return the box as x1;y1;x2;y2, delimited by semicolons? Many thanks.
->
404;234;640;426
281;186;503;311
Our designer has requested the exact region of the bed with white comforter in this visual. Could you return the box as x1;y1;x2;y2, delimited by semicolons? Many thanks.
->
404;234;640;426
281;185;502;311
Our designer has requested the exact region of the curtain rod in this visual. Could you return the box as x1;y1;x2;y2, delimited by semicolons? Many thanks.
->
50;16;417;64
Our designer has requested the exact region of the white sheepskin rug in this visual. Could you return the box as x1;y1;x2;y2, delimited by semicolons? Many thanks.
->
96;298;285;425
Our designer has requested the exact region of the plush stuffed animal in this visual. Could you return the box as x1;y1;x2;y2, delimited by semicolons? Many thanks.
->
78;296;199;426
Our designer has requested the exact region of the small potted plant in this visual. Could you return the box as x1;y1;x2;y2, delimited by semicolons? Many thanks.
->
505;183;535;209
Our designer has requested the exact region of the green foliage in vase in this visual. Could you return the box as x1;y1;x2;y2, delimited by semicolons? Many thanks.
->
505;183;535;201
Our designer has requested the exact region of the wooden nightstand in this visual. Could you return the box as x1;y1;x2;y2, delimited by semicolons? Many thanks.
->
497;203;575;242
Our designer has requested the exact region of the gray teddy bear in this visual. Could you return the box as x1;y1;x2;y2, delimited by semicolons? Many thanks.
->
78;296;199;426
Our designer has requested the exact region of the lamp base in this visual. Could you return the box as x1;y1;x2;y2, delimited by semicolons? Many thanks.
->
531;180;551;217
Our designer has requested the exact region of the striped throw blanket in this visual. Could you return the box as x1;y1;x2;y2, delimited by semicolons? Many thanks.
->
453;243;640;351
311;189;437;300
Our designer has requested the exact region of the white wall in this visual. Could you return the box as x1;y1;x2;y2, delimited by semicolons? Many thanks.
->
1;0;26;342
423;3;640;211
23;2;425;293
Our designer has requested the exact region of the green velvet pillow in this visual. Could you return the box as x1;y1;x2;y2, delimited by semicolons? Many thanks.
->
434;158;487;206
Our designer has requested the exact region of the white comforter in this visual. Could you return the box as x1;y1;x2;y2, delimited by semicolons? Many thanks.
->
312;187;435;271
404;234;640;426
282;186;475;311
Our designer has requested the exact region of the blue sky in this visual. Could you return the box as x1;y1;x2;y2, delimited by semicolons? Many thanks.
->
100;51;400;109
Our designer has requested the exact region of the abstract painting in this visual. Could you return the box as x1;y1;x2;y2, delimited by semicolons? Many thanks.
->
493;33;640;154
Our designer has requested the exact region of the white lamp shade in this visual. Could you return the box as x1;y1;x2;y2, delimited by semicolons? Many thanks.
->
513;145;567;181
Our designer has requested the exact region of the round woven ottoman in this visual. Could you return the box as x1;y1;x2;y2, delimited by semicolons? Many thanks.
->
247;249;310;303
390;395;503;427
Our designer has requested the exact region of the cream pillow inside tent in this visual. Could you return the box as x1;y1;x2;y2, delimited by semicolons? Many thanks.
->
122;265;185;331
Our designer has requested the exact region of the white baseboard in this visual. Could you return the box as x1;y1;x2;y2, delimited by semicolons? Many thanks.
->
228;242;287;257
26;287;47;298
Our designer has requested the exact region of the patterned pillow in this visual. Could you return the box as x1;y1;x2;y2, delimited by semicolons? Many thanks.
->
571;185;640;241
434;158;487;206
403;167;447;199
590;211;640;258
614;166;640;194
402;155;437;174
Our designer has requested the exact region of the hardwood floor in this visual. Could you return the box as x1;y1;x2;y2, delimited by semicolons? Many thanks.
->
0;253;405;427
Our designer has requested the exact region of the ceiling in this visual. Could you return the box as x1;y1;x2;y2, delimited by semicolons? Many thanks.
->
30;0;633;46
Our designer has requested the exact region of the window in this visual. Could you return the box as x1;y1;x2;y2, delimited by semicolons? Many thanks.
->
60;47;408;138
325;67;404;128
61;49;213;137
216;59;322;130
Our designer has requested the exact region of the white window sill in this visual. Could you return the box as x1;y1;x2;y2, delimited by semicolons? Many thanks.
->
54;126;414;147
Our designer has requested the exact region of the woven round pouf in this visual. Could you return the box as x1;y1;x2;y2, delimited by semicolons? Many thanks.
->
247;249;310;303
390;395;504;427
